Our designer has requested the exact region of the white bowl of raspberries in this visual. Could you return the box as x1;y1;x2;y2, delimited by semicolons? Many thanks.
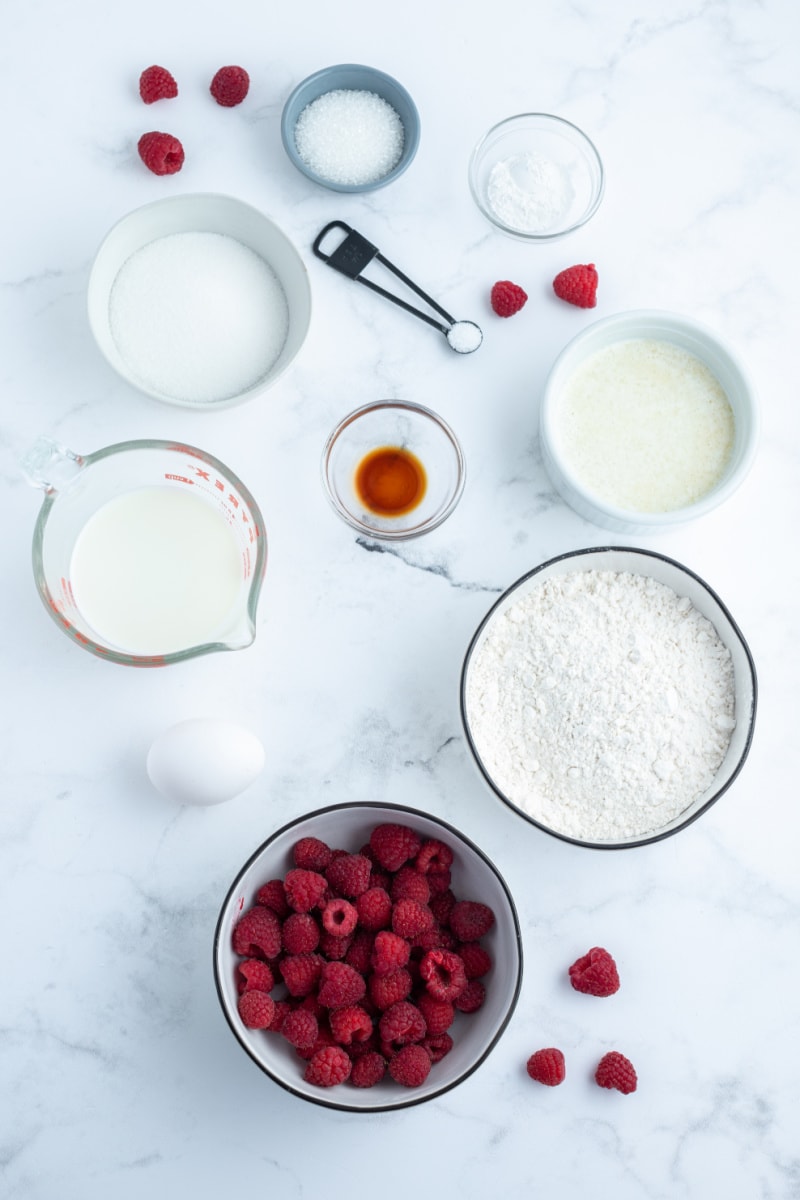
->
213;802;523;1110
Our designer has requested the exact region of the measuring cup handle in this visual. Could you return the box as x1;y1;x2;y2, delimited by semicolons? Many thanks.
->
21;436;84;493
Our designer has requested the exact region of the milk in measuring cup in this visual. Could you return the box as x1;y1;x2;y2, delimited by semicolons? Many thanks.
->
70;486;243;655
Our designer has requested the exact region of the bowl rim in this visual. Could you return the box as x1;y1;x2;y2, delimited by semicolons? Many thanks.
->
459;546;758;849
320;398;466;540
212;800;524;1112
468;111;605;241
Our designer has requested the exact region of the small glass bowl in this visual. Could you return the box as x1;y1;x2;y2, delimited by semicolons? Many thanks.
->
468;113;604;241
321;400;465;540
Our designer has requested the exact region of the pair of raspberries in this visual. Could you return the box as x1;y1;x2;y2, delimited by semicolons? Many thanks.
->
490;265;599;316
137;64;250;176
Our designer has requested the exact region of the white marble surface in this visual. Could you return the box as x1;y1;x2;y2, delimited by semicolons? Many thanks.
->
2;1;799;1197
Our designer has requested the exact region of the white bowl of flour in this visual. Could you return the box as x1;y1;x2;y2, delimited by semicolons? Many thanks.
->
461;547;757;848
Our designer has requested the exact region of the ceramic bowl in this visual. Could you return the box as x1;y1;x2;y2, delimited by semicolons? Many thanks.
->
213;802;523;1111
280;63;420;193
468;113;604;241
87;193;311;409
461;547;757;849
539;310;760;534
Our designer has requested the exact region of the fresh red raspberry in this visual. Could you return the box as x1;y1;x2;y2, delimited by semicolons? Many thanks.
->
344;930;375;975
429;889;456;924
448;900;495;942
368;868;392;893
321;898;358;937
371;930;411;977
416;992;455;1036
411;926;455;953
329;1005;374;1046
427;868;452;896
296;1026;337;1061
281;912;320;955
553;263;598;308
414;839;454;874
419;948;467;1001
232;906;281;960
317;961;367;1008
388;1044;431;1087
236;958;275;995
237;989;275;1029
454;979;485;1013
390;866;431;904
378;1000;427;1049
595;1051;637;1094
255;878;290;917
138;65;178;104
369;823;421;872
350;1050;387;1088
137;131;184;176
293;836;333;872
210;65;250;107
568;947;620;997
304;1045;352;1087
279;952;324;997
392;899;435;939
526;1048;566;1087
490;280;528;317
422;1032;453;1063
284;868;327;913
266;999;292;1033
319;930;353;960
356;887;393;931
368;967;413;1011
298;993;325;1020
457;942;492;979
281;1009;318;1050
325;853;372;898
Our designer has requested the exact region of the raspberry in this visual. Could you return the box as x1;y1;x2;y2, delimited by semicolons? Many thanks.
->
350;1050;387;1088
329;1005;374;1046
304;1045;352;1087
296;1026;337;1061
368;967;413;1010
369;823;421;872
137;131;184;176
414;839;454;874
388;1044;431;1087
419;949;467;1001
232;906;281;960
279;953;324;997
416;992;455;1036
371;930;411;977
210;65;250;107
281;1009;318;1051
138;65;178;104
458;942;492;980
344;930;375;975
317;961;367;1008
293;836;333;872
283;868;327;913
236;959;275;995
569;947;620;997
379;1000;426;1049
319;931;353;960
325;853;371;898
267;999;292;1033
595;1051;637;1094
490;280;528;317
237;989;275;1029
255;879;290;918
422;1032;453;1063
356;887;393;932
411;926;454;953
454;979;485;1013
429;889;456;925
281;912;320;955
390;866;430;904
526;1048;566;1087
392;899;434;939
553;263;598;308
321;898;358;937
449;901;495;942
427;868;452;896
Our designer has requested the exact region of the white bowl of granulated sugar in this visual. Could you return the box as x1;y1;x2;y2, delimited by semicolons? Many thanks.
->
460;547;757;849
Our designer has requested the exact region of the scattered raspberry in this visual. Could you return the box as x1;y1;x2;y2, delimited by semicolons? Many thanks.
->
304;1045;352;1087
350;1050;387;1088
237;989;275;1029
318;961;367;1008
255;878;290;918
369;967;413;1011
356;887;393;932
569;947;620;997
281;1009;318;1051
392;899;434;939
232;906;281;960
137;131;184;176
281;912;320;955
371;930;411;977
390;866;430;904
419;949;467;1002
325;853;371;898
369;823;422;872
236;958;275;995
449;900;495;942
283;868;327;913
422;1032;453;1063
458;942;492;980
388;1044;432;1087
415;839;454;874
526;1048;566;1086
321;897;358;937
138;65;178;104
490;279;528;318
329;1005;373;1046
293;836;333;872
279;952;324;997
552;263;598;308
210;65;250;107
595;1051;637;1094
416;992;455;1036
454;978;485;1013
379;1000;427;1049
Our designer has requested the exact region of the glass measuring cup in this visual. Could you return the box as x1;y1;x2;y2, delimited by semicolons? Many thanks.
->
23;437;267;667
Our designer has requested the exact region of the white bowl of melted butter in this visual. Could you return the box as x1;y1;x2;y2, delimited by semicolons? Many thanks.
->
540;310;759;533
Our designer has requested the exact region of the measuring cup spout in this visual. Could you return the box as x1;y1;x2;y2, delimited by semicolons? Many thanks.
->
21;436;84;494
221;612;257;651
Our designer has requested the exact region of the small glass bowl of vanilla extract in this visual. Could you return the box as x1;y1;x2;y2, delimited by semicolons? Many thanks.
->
322;400;466;539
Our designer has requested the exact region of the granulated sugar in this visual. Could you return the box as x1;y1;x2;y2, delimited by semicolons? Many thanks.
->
465;570;736;842
109;232;289;404
294;88;404;186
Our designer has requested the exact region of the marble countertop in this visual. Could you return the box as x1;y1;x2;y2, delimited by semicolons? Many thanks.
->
3;1;799;1197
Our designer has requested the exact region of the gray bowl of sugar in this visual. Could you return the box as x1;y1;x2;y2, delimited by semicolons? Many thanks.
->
87;194;312;409
280;64;420;193
461;547;757;850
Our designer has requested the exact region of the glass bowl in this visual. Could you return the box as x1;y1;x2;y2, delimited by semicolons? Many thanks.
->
321;400;465;540
468;113;604;241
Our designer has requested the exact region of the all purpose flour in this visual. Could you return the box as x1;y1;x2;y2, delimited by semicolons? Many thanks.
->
465;569;736;841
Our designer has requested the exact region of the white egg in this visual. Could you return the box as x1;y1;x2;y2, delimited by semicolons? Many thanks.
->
147;718;265;806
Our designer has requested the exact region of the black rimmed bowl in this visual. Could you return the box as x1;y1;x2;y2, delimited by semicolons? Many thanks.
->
213;802;522;1111
460;547;757;849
